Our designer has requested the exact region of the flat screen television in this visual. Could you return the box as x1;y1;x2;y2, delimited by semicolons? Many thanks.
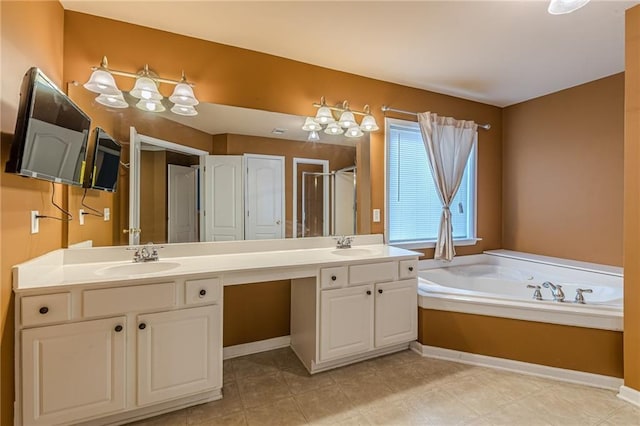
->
86;127;121;192
5;67;91;186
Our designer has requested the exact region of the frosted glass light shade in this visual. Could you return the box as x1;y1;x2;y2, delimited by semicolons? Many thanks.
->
307;130;320;142
95;92;128;109
345;126;364;138
83;70;120;96
171;104;198;116
360;114;379;132
314;106;335;124
169;83;199;106
302;117;322;131
324;122;344;135
136;99;165;112
548;0;590;14
338;110;356;128
130;77;162;100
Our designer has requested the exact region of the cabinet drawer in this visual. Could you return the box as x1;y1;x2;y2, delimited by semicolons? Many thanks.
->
21;293;71;327
320;266;348;289
83;282;176;317
349;262;397;285
399;260;418;279
185;278;221;305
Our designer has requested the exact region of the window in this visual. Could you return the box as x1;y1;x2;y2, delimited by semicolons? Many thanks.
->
385;118;477;248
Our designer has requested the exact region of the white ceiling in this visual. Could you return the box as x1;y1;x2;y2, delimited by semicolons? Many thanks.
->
60;0;638;107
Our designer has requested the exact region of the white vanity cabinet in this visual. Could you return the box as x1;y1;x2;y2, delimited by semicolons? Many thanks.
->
137;305;221;406
21;316;127;426
292;257;419;373
15;277;223;426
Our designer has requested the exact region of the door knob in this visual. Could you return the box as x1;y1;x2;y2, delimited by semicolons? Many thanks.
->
276;220;281;225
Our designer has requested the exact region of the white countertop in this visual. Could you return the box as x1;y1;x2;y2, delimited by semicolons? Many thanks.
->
13;236;420;292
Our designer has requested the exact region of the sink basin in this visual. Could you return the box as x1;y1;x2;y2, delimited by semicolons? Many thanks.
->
331;248;376;257
96;261;181;277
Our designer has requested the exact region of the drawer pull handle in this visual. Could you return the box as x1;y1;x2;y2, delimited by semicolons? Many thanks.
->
39;307;49;315
408;266;414;272
114;325;123;332
366;290;372;295
199;289;207;297
378;289;384;294
139;323;146;330
331;275;337;281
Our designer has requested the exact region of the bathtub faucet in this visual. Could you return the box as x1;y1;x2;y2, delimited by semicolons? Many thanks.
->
526;284;543;300
542;281;565;302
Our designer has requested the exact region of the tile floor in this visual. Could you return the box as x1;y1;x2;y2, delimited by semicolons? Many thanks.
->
129;348;640;426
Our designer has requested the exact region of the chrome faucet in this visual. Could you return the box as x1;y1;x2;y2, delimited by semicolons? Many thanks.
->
526;284;543;300
128;242;163;263
542;281;565;302
334;235;353;249
574;288;593;304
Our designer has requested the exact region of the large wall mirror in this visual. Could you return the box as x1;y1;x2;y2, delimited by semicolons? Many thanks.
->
66;85;371;247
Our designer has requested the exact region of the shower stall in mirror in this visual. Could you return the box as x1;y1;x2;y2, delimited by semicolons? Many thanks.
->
294;159;356;238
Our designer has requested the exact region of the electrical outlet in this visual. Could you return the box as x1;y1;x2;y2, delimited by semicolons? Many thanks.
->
31;211;40;234
104;208;110;221
373;209;381;223
79;209;85;225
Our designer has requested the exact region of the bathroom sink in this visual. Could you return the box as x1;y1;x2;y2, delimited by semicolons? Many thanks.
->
96;261;181;277
331;248;376;257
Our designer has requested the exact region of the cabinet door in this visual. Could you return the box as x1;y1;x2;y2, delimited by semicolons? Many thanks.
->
320;284;374;361
137;305;222;406
21;317;126;426
375;280;418;347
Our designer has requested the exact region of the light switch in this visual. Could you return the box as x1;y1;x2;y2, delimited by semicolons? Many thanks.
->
373;209;381;223
104;208;110;221
79;209;85;225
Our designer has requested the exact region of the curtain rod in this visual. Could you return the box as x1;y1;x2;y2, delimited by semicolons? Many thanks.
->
381;106;491;130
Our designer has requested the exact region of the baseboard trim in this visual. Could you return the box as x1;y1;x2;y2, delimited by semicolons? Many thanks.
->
618;385;640;408
223;335;291;360
410;342;623;391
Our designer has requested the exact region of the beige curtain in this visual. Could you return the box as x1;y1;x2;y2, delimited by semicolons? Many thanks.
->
417;112;477;261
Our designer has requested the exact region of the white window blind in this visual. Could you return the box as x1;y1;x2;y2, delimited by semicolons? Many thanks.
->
386;119;476;245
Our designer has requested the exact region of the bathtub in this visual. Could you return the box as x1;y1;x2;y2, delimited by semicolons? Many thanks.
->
418;250;623;331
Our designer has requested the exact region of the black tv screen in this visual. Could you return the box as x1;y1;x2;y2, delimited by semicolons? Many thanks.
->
87;127;121;192
5;67;91;186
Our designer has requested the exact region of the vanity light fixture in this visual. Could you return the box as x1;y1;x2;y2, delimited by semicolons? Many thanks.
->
548;0;590;14
95;92;128;109
304;96;379;139
307;130;320;142
83;56;199;116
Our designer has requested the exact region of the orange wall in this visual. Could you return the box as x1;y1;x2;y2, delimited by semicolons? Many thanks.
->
624;4;640;392
419;309;623;378
62;11;504;259
0;1;65;424
503;74;624;266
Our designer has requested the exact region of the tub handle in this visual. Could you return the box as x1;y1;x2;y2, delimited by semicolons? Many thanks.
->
526;284;543;301
574;288;593;304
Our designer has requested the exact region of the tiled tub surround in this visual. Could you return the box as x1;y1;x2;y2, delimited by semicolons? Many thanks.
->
12;235;420;425
127;348;640;426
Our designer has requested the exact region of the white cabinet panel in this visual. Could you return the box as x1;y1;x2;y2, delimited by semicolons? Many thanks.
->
83;282;175;317
375;280;418;348
21;292;70;327
399;260;418;280
320;266;347;289
349;261;397;285
137;305;221;406
320;284;373;361
21;317;126;426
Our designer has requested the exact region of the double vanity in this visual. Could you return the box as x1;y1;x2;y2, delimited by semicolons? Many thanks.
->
13;235;419;426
